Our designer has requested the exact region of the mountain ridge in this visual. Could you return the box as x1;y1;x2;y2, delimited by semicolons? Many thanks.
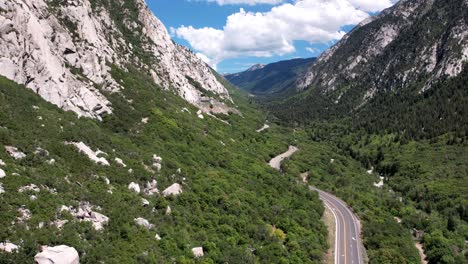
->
0;0;232;120
225;57;316;95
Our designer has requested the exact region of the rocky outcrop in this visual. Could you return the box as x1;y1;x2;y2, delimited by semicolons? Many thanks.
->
143;180;159;196
296;0;468;105
0;0;233;119
66;142;109;166
61;202;109;230
34;245;79;264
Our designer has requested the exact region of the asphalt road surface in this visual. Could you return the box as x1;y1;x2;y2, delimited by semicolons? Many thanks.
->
310;187;364;264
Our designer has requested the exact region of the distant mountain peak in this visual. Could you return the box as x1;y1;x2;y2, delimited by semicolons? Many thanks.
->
246;64;266;72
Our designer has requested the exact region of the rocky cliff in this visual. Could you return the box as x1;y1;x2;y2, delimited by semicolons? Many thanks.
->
0;0;231;120
296;0;468;107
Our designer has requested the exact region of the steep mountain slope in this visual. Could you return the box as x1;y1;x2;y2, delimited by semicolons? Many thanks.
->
267;0;467;135
0;0;231;120
0;71;329;262
225;58;315;95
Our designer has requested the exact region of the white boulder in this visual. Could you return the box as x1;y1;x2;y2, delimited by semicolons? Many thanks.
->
155;234;161;240
134;217;154;230
165;206;172;215
162;183;183;197
141;198;150;207
152;155;162;172
18;184;40;193
66;142;109;166
192;247;204;258
0;183;4;194
128;182;140;193
34;245;79;264
114;158;127;167
143;180;159;195
0;159;5;166
0;168;5;178
0;242;19;253
4;146;26;160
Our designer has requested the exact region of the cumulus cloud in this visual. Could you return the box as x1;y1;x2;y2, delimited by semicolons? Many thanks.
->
198;0;285;5
173;0;395;67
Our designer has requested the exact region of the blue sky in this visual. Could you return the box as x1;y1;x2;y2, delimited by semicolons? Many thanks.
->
149;0;395;73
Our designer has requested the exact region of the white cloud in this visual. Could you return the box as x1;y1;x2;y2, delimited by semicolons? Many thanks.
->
174;0;395;67
348;0;394;12
196;0;285;5
305;47;320;54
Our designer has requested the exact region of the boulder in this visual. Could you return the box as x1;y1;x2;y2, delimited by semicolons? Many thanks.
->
152;155;162;172
141;198;150;207
0;242;19;253
192;247;204;258
114;158;127;167
34;245;79;264
66;142;109;166
0;159;5;166
134;217;154;230
18;184;40;193
0;168;5;178
0;183;4;194
162;183;182;197
143;179;159;195
4;146;26;160
60;203;109;231
128;182;140;193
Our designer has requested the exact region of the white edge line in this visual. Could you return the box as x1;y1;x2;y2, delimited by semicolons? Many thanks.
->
321;191;363;264
323;200;339;264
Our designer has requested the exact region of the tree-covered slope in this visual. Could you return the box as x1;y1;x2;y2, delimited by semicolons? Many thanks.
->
264;0;468;137
225;58;315;95
0;68;328;263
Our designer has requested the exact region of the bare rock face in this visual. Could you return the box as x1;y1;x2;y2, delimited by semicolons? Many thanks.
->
0;0;114;119
0;0;233;119
34;245;79;264
296;0;468;105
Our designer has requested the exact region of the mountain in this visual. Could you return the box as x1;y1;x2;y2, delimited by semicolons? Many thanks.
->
225;58;316;95
267;0;467;135
0;0;332;263
0;0;232;120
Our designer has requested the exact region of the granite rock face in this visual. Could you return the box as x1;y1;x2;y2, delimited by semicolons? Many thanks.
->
0;0;232;119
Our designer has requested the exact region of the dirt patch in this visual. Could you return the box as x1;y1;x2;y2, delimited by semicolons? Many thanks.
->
415;242;428;264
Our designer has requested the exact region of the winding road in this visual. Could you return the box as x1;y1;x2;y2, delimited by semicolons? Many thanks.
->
310;187;364;264
268;147;365;264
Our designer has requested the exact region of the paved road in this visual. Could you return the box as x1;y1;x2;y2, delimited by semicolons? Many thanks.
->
310;187;364;264
268;146;299;170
